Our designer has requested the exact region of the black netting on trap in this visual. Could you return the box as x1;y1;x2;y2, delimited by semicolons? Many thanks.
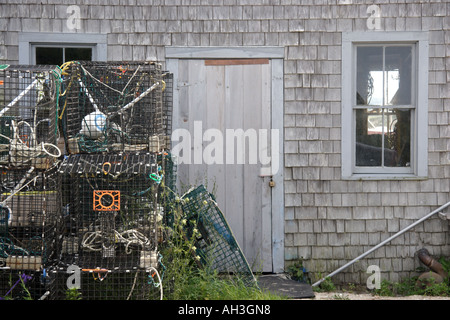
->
0;270;49;300
158;152;177;229
58;153;170;271
161;71;173;149
60;61;172;154
45;268;164;300
0;65;62;168
0;167;62;275
181;185;257;287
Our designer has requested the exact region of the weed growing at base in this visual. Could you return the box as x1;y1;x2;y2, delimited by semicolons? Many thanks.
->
159;194;285;300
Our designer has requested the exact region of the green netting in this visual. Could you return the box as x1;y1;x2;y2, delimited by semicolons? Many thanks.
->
0;205;9;238
0;117;14;161
181;185;257;287
157;152;177;228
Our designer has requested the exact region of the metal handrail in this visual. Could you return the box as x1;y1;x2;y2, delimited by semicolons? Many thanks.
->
312;200;450;287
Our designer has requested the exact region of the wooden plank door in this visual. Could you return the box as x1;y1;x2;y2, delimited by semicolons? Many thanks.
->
175;59;273;272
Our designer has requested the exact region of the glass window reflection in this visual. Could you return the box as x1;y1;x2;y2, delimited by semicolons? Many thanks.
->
356;46;412;106
356;108;411;167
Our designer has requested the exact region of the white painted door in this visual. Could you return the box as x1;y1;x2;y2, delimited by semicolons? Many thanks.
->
174;59;273;272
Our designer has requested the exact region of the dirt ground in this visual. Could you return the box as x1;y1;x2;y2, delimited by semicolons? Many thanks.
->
307;292;450;300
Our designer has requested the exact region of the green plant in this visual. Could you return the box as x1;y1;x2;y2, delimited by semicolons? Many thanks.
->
158;191;286;300
438;256;450;274
2;274;32;300
170;269;284;300
421;280;449;296
346;283;356;292
65;288;82;300
18;275;32;300
374;279;396;297
287;259;310;284
321;277;336;292
332;293;349;300
374;274;450;297
312;275;336;292
158;195;199;300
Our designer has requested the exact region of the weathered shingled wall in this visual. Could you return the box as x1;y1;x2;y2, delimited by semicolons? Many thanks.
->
0;0;449;285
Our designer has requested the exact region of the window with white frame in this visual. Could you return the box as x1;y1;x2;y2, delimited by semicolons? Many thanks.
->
18;33;107;65
34;45;93;65
341;32;429;179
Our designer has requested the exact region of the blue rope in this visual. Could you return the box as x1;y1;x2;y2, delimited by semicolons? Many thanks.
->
0;236;45;259
148;253;165;288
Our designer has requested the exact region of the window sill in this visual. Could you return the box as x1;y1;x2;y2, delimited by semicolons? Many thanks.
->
342;173;428;181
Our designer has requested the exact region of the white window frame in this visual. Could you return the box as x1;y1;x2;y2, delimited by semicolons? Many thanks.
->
341;32;429;180
18;32;107;65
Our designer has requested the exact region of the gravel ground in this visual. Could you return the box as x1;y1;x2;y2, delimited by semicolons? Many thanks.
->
308;292;450;300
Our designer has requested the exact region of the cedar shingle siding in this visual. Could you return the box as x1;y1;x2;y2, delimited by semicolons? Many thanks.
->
1;0;449;285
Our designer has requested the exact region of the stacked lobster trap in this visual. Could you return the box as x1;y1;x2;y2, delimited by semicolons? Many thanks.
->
0;65;62;168
0;61;174;300
57;153;163;269
0;65;63;300
43;61;174;300
45;152;168;300
0;167;62;300
60;61;171;155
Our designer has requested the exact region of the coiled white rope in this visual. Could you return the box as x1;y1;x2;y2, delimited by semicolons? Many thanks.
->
126;266;163;300
82;228;164;300
0;120;61;165
148;266;163;300
81;229;150;254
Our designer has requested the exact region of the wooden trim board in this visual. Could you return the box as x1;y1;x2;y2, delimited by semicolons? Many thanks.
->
205;59;269;66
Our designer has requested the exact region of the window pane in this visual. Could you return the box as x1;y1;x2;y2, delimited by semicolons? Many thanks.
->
356;108;411;167
356;47;383;106
385;109;411;167
65;48;92;62
385;46;412;105
36;47;63;65
356;109;382;166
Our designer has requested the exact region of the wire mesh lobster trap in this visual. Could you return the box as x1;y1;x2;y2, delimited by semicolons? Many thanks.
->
0;270;50;300
180;185;257;287
0;65;62;169
44;267;164;300
60;61;172;154
0;165;62;300
161;71;173;149
57;152;172;272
